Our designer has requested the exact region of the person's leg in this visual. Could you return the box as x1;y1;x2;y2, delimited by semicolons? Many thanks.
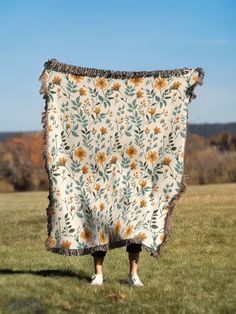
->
126;243;144;286
126;243;142;275
91;250;106;275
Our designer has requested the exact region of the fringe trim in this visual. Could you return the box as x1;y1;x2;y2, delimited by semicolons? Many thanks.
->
39;60;193;259
42;58;203;79
186;67;205;102
40;71;53;239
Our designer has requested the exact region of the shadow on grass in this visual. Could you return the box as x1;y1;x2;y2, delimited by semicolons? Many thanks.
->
0;268;90;281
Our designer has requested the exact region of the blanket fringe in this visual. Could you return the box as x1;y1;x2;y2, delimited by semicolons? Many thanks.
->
42;58;204;79
186;67;205;101
39;70;54;239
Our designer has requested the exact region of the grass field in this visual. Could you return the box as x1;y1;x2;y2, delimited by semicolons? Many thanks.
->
0;183;235;314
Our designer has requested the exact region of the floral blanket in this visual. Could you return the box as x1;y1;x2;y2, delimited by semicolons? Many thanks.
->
39;58;204;258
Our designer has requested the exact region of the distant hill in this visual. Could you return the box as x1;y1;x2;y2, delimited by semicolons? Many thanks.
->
188;122;236;137
0;131;39;142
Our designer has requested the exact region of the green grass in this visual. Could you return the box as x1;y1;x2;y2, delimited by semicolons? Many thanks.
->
0;183;235;314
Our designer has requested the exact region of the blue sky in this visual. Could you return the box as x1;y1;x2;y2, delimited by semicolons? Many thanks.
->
0;0;235;131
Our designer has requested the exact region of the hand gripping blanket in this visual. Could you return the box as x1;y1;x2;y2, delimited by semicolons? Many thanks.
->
39;58;204;258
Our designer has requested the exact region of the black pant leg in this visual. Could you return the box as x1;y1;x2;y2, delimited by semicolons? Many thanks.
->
126;243;142;253
91;250;107;257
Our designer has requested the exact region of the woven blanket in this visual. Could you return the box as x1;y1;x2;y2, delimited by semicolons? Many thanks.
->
39;58;204;258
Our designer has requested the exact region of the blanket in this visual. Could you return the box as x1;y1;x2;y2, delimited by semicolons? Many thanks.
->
39;58;204;258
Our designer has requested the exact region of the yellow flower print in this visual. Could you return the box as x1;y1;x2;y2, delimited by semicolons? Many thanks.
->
154;77;167;90
125;145;138;159
148;107;156;116
140;180;147;188
112;82;121;91
111;155;118;164
129;77;144;86
47;153;53;164
154;127;161;134
136;90;144;98
99;230;107;243
162;156;172;166
96;77;107;89
114;220;122;234
62;240;71;248
79;87;87;96
80;228;91;241
135;232;148;241
96;151;107;165
172;81;181;89
70;74;85;84
74;146;87;161
82;164;89;174
99;202;105;211
192;74;201;83
130;161;137;170
93;106;101;115
124;224;134;238
146;149;158;164
159;234;165;241
58;156;67;166
140;199;147;208
53;75;62;85
100;127;108;135
95;182;101;192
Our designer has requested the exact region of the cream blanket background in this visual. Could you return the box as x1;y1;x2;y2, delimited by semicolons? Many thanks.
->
39;58;204;258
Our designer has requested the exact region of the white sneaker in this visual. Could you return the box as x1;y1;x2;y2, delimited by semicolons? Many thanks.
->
90;273;103;285
127;273;144;287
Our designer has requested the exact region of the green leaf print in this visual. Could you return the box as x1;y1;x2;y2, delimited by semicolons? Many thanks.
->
71;96;82;110
169;132;177;151
125;85;136;97
66;80;78;93
134;128;144;146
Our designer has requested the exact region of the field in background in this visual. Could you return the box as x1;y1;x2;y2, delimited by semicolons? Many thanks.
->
0;183;235;313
